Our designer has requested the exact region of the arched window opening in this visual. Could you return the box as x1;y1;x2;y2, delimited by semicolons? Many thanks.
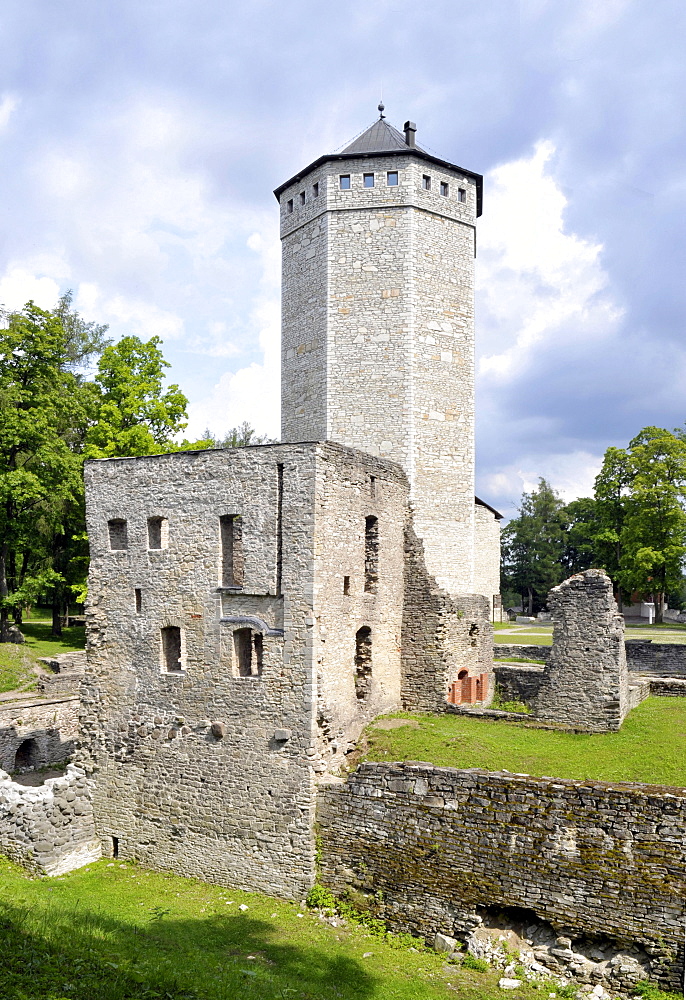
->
233;628;263;677
355;627;372;701
14;738;39;771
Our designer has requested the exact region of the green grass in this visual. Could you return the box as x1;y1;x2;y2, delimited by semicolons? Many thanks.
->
494;632;553;646
364;698;686;787
0;624;84;696
0;856;544;1000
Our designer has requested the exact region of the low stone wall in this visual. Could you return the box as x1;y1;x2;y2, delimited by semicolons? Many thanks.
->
493;644;549;662
494;663;545;703
317;762;686;989
647;677;686;698
0;764;101;875
0;696;80;774
626;641;686;678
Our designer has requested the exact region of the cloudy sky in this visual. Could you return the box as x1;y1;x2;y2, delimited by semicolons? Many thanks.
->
1;0;685;516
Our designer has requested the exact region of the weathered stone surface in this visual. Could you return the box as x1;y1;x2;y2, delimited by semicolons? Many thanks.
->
533;570;629;732
0;696;79;774
317;761;686;989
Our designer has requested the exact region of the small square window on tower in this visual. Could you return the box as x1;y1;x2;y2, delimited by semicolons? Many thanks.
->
299;191;305;205
458;187;466;203
422;175;431;191
313;181;319;197
440;181;449;197
387;171;398;186
287;199;293;213
363;173;375;188
339;175;351;190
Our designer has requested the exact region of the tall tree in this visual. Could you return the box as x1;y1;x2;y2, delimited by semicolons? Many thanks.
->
501;478;568;615
0;302;91;640
84;335;189;458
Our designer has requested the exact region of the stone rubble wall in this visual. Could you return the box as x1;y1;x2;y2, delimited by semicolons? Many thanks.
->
317;761;686;990
494;644;550;662
0;764;100;875
493;662;546;703
533;570;629;731
0;696;80;774
401;525;493;713
626;640;686;677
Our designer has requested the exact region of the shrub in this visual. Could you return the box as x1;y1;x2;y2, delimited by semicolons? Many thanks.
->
461;953;489;972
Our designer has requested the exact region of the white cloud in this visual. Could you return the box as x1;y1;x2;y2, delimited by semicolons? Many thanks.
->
0;93;19;132
476;140;624;382
0;265;63;310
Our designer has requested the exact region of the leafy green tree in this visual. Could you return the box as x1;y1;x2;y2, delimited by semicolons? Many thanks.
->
201;421;277;448
562;497;598;575
501;478;568;615
0;302;92;640
85;336;189;458
617;427;686;621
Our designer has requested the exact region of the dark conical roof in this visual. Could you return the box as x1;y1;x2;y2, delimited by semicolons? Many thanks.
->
341;119;424;155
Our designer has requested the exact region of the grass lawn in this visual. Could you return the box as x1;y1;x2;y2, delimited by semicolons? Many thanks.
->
363;698;686;788
0;624;84;696
0;856;547;1000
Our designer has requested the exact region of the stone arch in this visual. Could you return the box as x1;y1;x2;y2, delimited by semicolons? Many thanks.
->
14;738;39;771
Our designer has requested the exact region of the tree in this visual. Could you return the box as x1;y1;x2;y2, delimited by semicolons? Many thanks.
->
501;478;568;615
616;427;686;621
0;302;92;640
84;336;190;458
562;497;598;575
201;421;277;448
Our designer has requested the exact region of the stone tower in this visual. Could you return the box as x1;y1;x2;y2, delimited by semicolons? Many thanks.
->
275;112;483;595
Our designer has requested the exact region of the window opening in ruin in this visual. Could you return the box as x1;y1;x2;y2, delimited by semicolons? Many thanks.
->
440;181;449;197
340;175;351;190
135;588;142;614
161;626;183;672
287;199;293;213
111;836;119;859
220;515;243;587
363;173;375;187
370;475;376;498
387;171;398;186
276;464;284;596
364;515;379;594
299;191;305;205
108;519;128;550
422;174;431;190
343;575;350;596
147;516;168;550
458;187;466;202
313;181;319;197
355;627;372;700
233;628;263;677
14;738;39;771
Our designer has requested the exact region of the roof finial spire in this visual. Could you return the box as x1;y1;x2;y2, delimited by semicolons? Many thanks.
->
378;100;385;119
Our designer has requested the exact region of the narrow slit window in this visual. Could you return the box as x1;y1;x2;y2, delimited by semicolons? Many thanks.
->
422;175;431;191
313;181;319;197
355;627;372;700
343;575;350;596
233;628;263;677
363;173;375;188
299;191;305;205
161;626;183;672
111;836;119;859
287;199;293;213
135;588;142;614
339;174;351;190
440;181;449;197
458;187;466;202
387;171;398;186
370;475;376;498
364;515;379;594
220;515;243;587
147;516;168;550
108;519;128;551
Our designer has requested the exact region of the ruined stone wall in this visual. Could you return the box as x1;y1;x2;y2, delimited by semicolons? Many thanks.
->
83;444;321;898
311;447;408;768
278;151;479;596
473;502;501;614
0;696;80;774
493;662;546;703
401;526;493;713
494;644;550;662
317;762;686;989
533;570;629;731
626;640;686;677
0;764;100;875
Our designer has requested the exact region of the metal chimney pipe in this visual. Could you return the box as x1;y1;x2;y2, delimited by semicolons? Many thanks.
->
404;121;417;147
